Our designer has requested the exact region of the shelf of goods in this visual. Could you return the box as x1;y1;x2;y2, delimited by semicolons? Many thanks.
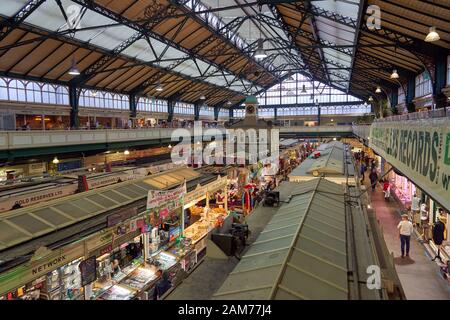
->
94;257;159;300
184;207;229;245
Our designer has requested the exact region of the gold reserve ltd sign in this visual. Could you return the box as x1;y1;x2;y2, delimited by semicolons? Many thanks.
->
369;118;450;210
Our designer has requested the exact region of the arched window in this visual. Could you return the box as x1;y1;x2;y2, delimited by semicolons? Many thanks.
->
0;78;8;100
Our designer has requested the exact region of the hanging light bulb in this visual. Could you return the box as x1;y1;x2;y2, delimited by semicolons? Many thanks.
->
155;82;163;92
301;84;307;93
68;57;80;75
124;150;130;155
91;90;97;97
226;101;232;106
390;69;399;79
168;144;172;149
375;86;382;93
52;157;60;164
425;26;440;42
199;95;206;100
368;96;374;102
364;101;368;106
254;38;267;59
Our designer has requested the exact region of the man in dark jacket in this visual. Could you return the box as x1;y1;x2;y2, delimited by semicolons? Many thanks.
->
369;169;378;191
431;214;446;262
153;270;172;300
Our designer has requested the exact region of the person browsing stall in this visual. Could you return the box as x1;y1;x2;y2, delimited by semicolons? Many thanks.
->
397;214;414;258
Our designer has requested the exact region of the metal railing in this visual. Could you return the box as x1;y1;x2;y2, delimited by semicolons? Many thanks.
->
374;107;450;123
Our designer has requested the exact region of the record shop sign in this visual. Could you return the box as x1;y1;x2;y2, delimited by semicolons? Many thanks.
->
369;118;450;210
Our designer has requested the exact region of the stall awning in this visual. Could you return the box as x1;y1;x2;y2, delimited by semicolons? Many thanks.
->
0;167;199;252
214;178;348;300
306;145;344;175
142;167;199;189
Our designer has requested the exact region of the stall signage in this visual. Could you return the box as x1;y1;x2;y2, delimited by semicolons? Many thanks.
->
369;118;450;210
107;207;138;227
0;184;78;213
184;177;227;204
0;244;84;296
146;183;186;209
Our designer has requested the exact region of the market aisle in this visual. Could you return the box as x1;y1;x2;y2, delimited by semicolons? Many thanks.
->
364;175;450;300
166;196;279;300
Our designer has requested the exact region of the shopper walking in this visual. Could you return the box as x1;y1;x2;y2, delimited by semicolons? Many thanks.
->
369;169;378;191
431;212;446;263
397;214;414;258
411;193;421;226
383;179;390;200
360;163;366;182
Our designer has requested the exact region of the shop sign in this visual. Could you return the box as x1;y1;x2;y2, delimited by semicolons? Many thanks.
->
87;170;146;189
369;118;450;210
184;176;227;204
0;184;78;213
0;244;84;296
28;162;46;174
107;207;138;227
146;183;186;209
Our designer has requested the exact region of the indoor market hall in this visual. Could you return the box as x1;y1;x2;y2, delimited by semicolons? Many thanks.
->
0;0;449;307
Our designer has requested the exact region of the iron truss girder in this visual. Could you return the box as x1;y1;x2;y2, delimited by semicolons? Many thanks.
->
293;2;357;29
168;0;279;80
71;0;257;89
0;0;46;42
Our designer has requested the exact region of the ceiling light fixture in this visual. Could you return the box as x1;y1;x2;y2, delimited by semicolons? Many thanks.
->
390;69;399;79
254;7;267;60
301;84;307;93
124;150;130;155
375;86;382;93
425;26;440;42
91;90;97;97
368;96;374;102
199;95;206;100
52;157;60;164
155;82;163;92
254;39;267;59
227;101;232;106
68;57;80;75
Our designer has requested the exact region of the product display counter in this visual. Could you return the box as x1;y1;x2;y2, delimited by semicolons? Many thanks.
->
184;207;229;245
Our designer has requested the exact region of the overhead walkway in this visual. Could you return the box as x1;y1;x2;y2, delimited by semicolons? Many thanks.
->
0;126;355;159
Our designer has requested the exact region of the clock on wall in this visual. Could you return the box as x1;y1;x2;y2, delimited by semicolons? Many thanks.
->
246;105;255;114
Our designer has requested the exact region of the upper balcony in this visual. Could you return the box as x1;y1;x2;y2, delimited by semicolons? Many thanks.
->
0;125;355;159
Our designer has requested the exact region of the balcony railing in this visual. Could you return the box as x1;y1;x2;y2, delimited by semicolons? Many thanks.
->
374;107;450;123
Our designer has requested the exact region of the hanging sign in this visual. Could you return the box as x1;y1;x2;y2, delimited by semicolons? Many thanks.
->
79;256;97;286
146;183;186;210
369;118;450;210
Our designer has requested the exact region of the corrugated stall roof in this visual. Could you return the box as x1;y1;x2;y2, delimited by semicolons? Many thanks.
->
0;167;199;251
306;145;344;175
214;178;348;300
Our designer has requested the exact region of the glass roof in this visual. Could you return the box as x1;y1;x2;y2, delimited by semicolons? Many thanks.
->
0;0;253;94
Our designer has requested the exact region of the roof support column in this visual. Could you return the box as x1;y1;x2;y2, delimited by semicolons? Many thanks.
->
194;103;200;121
214;106;220;121
274;107;278;121
434;54;447;109
317;105;321;126
129;94;137;125
406;77;416;113
167;100;175;123
69;84;79;129
390;90;398;115
229;108;234;120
